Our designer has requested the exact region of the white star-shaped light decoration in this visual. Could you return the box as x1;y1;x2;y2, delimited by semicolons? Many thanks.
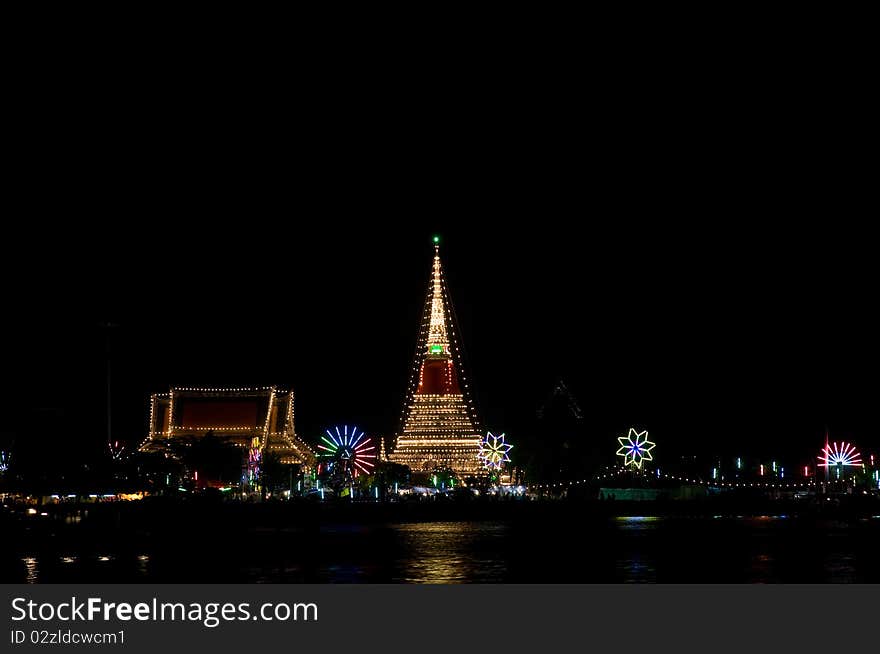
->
479;432;513;470
616;428;655;469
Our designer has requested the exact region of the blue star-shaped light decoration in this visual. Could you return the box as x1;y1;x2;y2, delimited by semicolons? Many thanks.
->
616;428;655;469
479;432;513;470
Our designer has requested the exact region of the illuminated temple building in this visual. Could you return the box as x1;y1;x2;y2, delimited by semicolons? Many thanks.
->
389;239;483;476
139;386;316;468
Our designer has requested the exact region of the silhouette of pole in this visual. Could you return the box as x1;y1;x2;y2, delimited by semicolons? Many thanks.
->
100;322;119;450
824;427;830;484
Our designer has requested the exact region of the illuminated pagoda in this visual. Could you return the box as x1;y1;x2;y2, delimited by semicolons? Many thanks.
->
389;237;483;476
139;386;316;468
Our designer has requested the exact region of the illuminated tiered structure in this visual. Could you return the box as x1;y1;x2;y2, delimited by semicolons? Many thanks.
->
389;238;482;476
139;386;316;468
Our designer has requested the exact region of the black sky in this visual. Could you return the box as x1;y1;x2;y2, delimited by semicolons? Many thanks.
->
2;57;875;469
3;194;876;466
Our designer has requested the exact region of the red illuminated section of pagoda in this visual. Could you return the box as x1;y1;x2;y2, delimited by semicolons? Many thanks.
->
417;358;461;395
389;240;482;476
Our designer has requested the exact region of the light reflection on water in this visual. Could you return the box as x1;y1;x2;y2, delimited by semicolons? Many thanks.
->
393;521;508;583
22;557;38;584
616;557;656;583
748;552;775;583
823;551;857;583
612;517;661;581
6;516;880;583
613;516;662;531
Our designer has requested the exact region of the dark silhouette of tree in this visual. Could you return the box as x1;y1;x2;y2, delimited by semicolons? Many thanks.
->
428;465;458;490
178;431;243;486
355;462;411;498
259;452;300;498
522;379;590;483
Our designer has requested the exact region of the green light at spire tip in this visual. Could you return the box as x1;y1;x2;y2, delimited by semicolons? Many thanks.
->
433;235;440;244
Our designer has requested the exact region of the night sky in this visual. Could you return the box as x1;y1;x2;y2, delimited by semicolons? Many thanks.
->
2;81;875;471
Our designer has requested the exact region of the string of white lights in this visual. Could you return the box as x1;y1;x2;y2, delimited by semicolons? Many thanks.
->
531;467;868;490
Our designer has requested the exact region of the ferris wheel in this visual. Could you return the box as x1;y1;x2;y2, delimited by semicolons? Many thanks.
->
318;425;376;482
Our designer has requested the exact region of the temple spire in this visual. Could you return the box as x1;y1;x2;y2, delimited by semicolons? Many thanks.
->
390;236;482;476
426;242;449;357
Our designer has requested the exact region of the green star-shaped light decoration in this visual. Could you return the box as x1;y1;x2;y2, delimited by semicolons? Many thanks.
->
616;428;655;469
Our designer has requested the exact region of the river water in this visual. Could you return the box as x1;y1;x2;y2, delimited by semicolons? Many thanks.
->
4;513;880;583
